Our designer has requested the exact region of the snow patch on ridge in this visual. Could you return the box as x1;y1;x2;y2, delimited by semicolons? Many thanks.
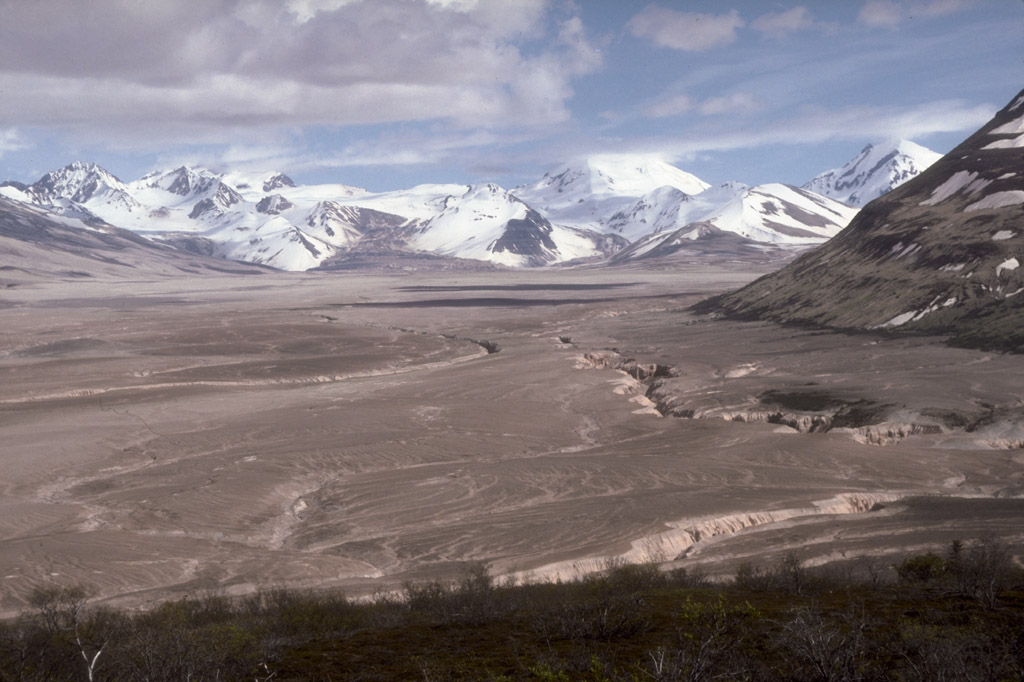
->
920;171;992;205
879;310;917;328
996;258;1020;276
982;112;1024;149
965;190;1024;212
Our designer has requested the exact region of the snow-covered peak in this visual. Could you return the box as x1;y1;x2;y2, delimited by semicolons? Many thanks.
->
29;161;130;205
411;183;559;266
137;166;225;198
416;184;529;248
130;167;245;221
514;155;710;232
710;184;858;243
519;155;708;202
573;155;709;196
610;181;856;252
803;139;941;207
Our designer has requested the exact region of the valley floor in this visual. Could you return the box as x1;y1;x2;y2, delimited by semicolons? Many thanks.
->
1;263;1022;614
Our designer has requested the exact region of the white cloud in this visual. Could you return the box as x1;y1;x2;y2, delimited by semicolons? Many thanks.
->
644;93;694;118
571;98;995;169
751;6;813;38
858;0;977;27
157;123;538;180
655;99;994;157
628;6;744;51
284;0;359;23
0;128;29;158
698;93;760;116
858;0;904;27
642;91;759;119
329;130;500;168
914;0;978;17
0;0;592;140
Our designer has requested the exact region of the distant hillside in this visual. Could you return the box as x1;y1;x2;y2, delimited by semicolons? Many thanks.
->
697;87;1024;353
0;195;267;282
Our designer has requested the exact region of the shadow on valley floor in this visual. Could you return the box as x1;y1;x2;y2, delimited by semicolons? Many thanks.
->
395;282;642;292
335;292;695;308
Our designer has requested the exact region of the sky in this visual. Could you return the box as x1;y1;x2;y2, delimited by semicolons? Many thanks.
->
0;0;1021;192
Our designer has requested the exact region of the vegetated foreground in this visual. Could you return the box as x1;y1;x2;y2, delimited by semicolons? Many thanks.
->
4;551;1024;681
1;263;1022;623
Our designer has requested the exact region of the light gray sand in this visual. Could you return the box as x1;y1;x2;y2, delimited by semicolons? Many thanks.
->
1;265;1021;613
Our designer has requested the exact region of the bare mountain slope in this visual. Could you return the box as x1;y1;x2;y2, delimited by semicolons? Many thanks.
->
697;87;1024;352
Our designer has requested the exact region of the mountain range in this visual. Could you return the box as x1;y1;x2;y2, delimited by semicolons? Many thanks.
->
0;194;267;284
698;87;1024;353
0;140;937;272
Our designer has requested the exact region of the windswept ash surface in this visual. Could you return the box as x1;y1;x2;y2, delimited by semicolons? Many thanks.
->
0;266;1022;613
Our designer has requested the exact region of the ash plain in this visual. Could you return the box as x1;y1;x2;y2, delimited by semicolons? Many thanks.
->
1;262;1022;614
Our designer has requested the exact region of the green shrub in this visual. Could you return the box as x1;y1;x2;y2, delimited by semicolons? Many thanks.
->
896;552;946;584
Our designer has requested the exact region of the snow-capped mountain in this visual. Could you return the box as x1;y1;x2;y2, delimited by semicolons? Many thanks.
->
803;139;941;207
407;183;610;267
25;161;142;215
131;166;244;220
223;170;366;202
704;183;858;243
610;221;780;265
4;163;621;269
700;87;1024;353
4;150;865;271
607;181;858;260
302;202;408;251
514;156;711;232
0;194;265;281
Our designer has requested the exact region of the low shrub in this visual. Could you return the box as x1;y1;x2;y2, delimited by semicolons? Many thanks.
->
1;541;1021;681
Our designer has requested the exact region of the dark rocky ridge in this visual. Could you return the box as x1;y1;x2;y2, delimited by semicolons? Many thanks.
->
256;194;294;215
490;207;558;266
263;173;297;192
696;87;1024;353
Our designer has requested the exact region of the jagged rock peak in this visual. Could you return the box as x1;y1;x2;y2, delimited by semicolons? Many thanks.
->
165;166;218;196
256;194;294;215
263;173;297;192
30;161;128;204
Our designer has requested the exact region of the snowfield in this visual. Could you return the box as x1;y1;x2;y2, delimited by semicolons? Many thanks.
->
965;190;1024;212
920;170;991;206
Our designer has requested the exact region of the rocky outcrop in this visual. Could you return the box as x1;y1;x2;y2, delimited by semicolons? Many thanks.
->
509;492;902;584
577;349;1024;448
256;194;294;215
